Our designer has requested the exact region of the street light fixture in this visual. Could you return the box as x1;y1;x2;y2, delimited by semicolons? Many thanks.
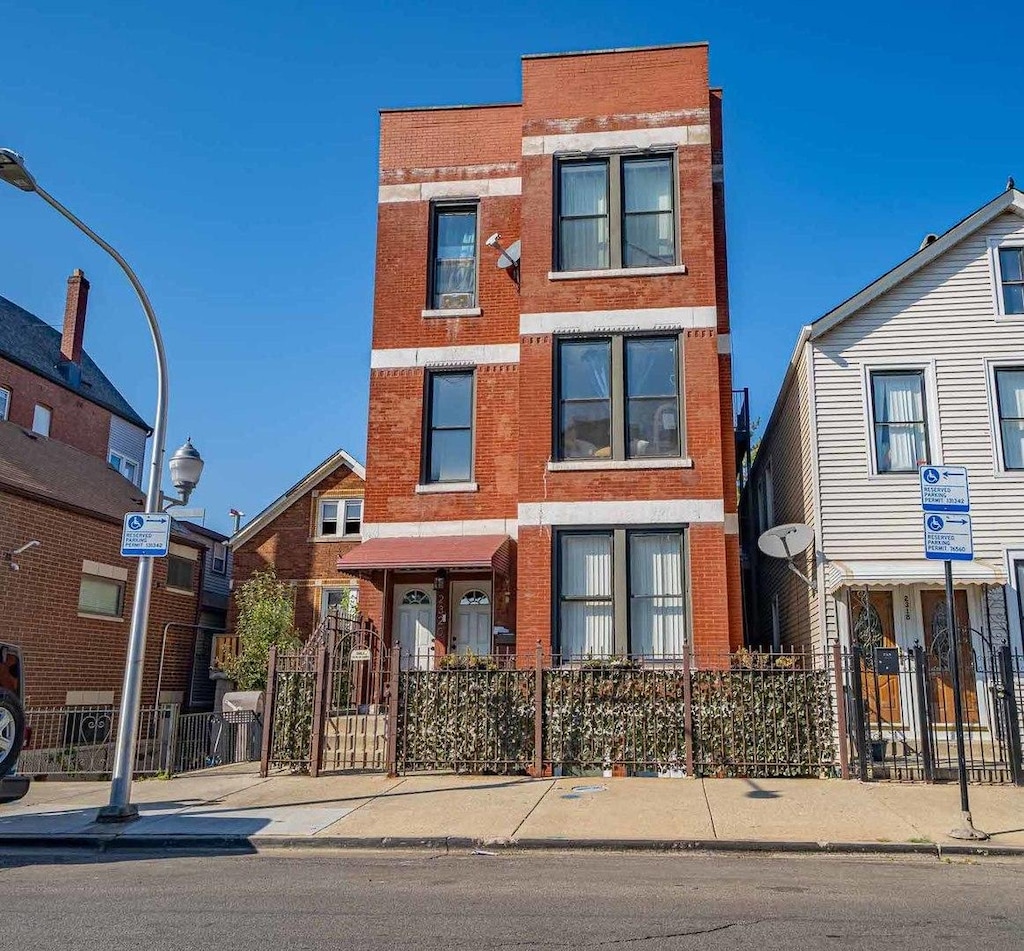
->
0;147;185;822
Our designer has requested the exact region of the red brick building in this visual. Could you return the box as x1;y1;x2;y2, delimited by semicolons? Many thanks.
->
341;43;743;666
229;449;366;638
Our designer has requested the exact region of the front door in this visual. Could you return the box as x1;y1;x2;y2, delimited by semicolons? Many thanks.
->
851;590;902;725
919;589;979;724
395;586;435;670
452;582;492;656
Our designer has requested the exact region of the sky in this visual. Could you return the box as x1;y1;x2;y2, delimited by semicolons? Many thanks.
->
2;1;1022;535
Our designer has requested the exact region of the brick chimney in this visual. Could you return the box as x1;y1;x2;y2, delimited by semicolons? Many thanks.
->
61;268;89;364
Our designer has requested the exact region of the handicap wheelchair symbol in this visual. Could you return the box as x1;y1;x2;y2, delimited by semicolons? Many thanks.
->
926;515;945;532
127;514;146;531
922;467;941;485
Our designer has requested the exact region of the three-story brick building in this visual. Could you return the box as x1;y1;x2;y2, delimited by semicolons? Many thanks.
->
341;43;743;666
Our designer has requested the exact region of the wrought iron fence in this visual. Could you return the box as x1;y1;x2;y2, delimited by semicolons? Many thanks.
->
173;710;262;774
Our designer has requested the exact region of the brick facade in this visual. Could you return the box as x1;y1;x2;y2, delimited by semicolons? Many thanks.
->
353;43;743;662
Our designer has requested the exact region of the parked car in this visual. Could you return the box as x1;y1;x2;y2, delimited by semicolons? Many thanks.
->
0;642;29;803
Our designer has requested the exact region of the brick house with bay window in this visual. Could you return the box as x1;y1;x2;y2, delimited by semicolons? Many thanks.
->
340;43;744;666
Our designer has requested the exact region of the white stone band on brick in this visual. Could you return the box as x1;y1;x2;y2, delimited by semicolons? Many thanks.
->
522;124;711;156
362;518;519;540
378;177;522;203
370;344;520;369
517;499;725;526
520;306;717;336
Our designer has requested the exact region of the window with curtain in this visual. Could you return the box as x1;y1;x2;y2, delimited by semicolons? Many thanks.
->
628;532;685;657
998;246;1024;315
431;205;478;309
625;337;679;457
995;367;1024;470
425;370;474;482
558;162;609;271
78;575;124;617
871;370;929;473
559;339;611;458
622;157;675;267
559;533;614;658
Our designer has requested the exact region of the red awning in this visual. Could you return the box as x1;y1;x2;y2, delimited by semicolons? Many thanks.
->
338;535;513;574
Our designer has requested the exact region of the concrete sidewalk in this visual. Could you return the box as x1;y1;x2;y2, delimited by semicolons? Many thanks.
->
1;767;1022;856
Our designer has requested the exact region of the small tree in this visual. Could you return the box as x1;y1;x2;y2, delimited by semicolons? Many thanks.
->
222;568;299;690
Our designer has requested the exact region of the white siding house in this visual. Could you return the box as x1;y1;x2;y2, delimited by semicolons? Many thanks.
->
748;188;1024;682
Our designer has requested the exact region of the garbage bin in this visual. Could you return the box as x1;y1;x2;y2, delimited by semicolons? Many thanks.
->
220;691;264;762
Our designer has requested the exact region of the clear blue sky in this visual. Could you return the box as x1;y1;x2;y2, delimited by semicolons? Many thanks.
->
2;1;1020;535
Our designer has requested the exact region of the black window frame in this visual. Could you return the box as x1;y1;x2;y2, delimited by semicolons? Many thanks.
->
166;555;195;592
423;368;475;484
554;333;684;462
554;527;689;659
554;152;678;272
428;201;480;311
869;368;931;474
994;366;1024;471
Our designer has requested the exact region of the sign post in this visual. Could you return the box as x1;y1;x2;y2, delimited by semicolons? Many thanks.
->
920;466;987;841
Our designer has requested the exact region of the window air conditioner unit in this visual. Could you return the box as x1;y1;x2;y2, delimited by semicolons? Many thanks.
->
439;293;474;310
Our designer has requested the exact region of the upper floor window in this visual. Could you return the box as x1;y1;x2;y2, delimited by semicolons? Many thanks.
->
424;370;474;483
32;403;51;437
556;155;676;272
558;335;682;461
430;204;478;310
870;370;930;473
166;555;195;592
211;542;228;574
108;451;139;484
994;367;1024;470
0;387;9;421
757;460;774;533
997;245;1024;315
318;498;363;538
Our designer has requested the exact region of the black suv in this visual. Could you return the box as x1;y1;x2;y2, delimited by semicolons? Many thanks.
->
0;643;28;802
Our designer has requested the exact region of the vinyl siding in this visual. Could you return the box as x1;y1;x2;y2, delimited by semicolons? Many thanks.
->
107;416;147;488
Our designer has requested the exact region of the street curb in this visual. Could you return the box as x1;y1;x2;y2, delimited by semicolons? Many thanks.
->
0;833;1022;859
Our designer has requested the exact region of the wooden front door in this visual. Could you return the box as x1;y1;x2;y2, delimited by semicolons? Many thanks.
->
919;589;979;725
852;590;901;724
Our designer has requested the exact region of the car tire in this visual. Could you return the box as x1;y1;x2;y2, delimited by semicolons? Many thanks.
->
0;689;25;778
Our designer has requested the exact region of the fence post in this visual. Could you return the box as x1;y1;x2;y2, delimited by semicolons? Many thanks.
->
534;641;544;777
309;644;328;779
165;703;181;778
683;644;695;778
260;645;278;778
913;644;935;782
386;641;401;777
832;641;850;780
998;643;1024;786
849;644;868;782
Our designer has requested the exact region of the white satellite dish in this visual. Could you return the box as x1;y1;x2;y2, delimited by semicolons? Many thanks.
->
496;239;520;270
757;523;816;590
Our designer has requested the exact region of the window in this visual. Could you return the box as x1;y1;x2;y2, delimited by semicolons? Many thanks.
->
424;370;474;482
556;155;676;271
166;555;195;591
318;498;363;537
771;595;781;651
557;529;686;659
32;403;51;437
870;370;929;473
997;246;1024;315
995;367;1024;470
108;452;139;484
557;336;682;461
321;586;357;619
430;204;478;310
78;575;124;618
0;387;9;421
756;461;775;533
343;499;363;536
211;542;228;574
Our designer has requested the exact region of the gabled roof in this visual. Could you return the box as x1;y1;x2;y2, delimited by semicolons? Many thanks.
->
811;187;1024;339
0;294;150;431
228;448;366;550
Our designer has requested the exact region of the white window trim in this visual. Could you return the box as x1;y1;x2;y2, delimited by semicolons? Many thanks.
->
987;237;1024;319
109;451;140;482
316;497;363;539
211;541;228;574
859;359;943;478
0;386;9;421
32;403;51;437
985;358;1024;476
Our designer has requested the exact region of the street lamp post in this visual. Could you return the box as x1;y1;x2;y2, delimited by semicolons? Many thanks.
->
0;148;199;821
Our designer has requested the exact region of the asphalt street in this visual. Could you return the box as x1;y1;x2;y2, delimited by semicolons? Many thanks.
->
0;848;1021;950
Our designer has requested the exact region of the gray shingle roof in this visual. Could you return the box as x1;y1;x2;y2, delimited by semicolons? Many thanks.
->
0;294;150;431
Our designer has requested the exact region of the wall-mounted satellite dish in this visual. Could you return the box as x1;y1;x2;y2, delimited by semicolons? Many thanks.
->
485;233;520;290
757;523;816;590
496;239;520;270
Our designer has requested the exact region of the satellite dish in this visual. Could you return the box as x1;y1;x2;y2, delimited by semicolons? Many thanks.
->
496;239;520;270
758;523;814;559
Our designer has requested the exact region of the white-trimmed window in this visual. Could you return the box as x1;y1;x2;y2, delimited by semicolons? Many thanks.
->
318;498;363;538
0;386;9;421
108;451;139;484
78;574;124;618
32;403;51;437
869;369;930;473
994;243;1024;316
320;586;358;619
211;542;228;574
994;366;1024;470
